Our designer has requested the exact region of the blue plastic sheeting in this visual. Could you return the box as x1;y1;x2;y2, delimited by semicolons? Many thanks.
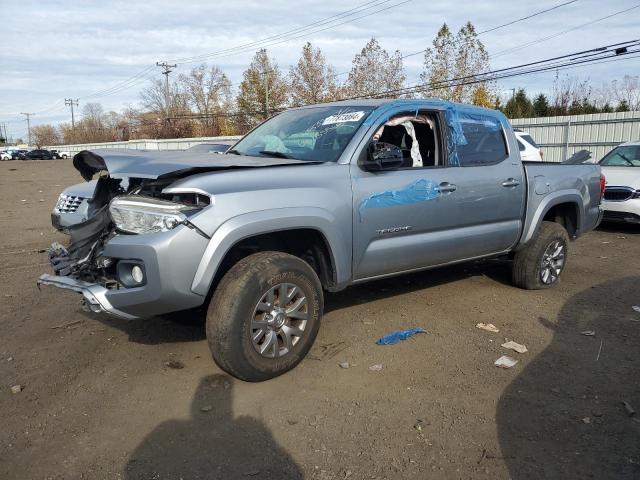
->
376;327;426;345
359;178;440;220
445;105;503;167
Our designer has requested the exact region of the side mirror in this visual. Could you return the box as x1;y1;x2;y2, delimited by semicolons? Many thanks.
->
360;141;404;171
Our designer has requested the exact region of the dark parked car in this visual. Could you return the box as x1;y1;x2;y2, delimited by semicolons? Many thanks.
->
186;141;236;154
25;149;54;160
12;150;28;160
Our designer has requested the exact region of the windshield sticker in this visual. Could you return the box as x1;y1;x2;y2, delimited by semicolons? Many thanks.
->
322;111;366;125
359;179;441;221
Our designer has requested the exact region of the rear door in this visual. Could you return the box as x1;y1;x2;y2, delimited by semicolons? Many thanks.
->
351;106;525;281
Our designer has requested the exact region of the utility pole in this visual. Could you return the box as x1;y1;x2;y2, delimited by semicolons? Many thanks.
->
65;98;79;129
156;61;177;121
20;113;35;146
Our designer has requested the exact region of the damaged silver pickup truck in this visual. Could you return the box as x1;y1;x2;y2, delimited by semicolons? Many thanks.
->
39;99;604;381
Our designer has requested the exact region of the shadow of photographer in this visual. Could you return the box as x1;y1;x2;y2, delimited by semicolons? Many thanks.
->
124;374;303;479
497;275;640;479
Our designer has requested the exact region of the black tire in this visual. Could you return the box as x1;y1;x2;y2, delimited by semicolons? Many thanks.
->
512;221;570;290
206;251;323;382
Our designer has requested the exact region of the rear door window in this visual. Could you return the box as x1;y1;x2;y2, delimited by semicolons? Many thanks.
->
455;114;508;166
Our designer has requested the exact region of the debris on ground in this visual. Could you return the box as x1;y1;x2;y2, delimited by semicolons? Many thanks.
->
501;341;528;354
164;360;185;369
200;405;213;413
50;319;84;329
582;417;591;424
632;305;640;313
308;341;347;360
623;401;636;417
338;362;350;369
376;327;426;345
413;419;426;431
494;356;518;369
369;364;383;371
10;385;23;394
476;323;499;333
596;340;603;361
581;330;596;336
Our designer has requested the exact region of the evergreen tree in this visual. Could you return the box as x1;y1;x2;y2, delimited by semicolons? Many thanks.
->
532;94;550;117
616;100;630;112
504;89;534;118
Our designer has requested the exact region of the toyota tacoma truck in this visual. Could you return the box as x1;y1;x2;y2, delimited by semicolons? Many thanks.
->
38;99;604;381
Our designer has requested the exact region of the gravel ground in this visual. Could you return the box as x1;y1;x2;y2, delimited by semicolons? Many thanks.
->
0;159;639;480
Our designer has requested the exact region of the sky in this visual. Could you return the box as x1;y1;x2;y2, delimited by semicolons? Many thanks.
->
1;0;638;141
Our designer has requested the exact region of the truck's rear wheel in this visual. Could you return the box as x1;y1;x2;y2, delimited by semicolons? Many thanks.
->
512;221;569;290
206;251;323;382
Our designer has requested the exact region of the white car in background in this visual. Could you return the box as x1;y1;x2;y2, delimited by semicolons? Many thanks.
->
0;150;11;161
599;142;640;224
514;130;543;161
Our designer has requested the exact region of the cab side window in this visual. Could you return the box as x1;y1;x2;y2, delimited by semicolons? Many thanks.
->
372;111;440;168
456;115;508;166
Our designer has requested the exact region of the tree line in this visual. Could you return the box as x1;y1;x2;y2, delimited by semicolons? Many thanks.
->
29;22;639;147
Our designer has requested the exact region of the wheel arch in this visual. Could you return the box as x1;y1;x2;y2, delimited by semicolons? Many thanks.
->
519;192;583;247
191;208;351;297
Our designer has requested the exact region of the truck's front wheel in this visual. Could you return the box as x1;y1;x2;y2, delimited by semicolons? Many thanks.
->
512;221;569;290
206;251;323;381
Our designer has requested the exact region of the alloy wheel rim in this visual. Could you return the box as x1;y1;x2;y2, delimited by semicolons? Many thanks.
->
251;282;308;358
540;240;565;285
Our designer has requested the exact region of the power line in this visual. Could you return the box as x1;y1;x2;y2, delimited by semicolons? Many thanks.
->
337;39;640;100
330;0;582;79
169;0;396;64
490;3;640;58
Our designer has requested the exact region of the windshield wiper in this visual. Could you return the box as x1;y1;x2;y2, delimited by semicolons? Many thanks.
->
226;149;241;155
258;150;295;159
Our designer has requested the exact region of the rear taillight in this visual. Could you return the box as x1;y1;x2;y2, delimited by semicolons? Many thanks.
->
599;174;606;202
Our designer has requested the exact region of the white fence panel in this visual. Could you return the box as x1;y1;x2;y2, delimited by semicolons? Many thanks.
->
511;111;640;163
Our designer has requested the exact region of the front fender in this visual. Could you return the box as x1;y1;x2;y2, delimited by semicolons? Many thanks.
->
519;190;583;246
190;207;351;296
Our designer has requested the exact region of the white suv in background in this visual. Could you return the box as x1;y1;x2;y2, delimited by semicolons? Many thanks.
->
599;142;640;224
515;130;543;161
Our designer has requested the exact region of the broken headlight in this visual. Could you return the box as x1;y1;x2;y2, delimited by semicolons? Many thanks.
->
109;195;196;234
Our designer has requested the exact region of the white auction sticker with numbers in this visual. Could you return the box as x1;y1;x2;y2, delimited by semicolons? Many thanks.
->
322;111;366;125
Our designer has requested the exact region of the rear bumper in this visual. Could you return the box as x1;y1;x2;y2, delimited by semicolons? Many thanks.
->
37;273;138;319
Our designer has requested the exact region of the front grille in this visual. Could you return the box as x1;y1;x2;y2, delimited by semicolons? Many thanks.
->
55;194;86;213
603;187;635;202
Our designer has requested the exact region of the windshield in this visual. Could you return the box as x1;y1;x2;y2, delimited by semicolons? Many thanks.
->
600;145;640;167
231;106;375;162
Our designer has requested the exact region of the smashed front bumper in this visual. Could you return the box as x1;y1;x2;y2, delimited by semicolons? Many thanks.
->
37;273;137;319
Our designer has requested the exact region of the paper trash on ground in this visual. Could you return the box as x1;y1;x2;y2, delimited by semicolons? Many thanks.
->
494;355;518;369
501;341;528;354
476;323;499;333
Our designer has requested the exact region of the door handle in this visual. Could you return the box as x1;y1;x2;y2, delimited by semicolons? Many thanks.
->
502;178;520;187
439;182;457;193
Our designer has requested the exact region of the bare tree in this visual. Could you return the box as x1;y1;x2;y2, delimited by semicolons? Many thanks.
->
179;65;233;136
421;22;493;103
236;49;288;131
345;38;405;98
30;124;61;147
612;75;640;111
288;42;341;106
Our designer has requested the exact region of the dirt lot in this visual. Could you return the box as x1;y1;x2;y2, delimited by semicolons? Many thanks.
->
0;159;639;479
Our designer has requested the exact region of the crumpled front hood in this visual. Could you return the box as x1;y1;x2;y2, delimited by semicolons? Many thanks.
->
602;166;640;190
73;148;317;181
